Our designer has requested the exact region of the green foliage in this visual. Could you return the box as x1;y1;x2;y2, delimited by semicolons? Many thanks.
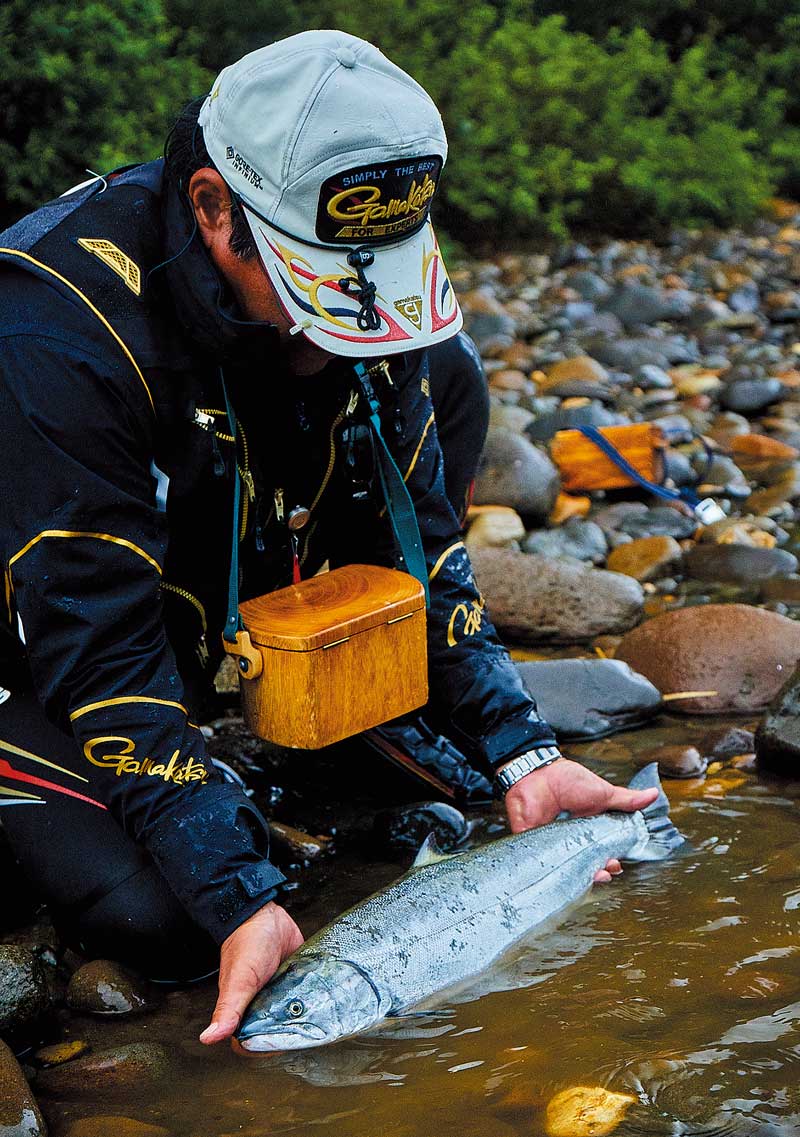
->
0;0;209;226
2;0;800;238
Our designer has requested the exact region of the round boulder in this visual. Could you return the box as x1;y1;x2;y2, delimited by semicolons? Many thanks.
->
473;428;560;522
470;548;644;643
0;946;53;1035
0;1039;47;1136
616;604;800;713
35;1043;172;1098
67;961;157;1017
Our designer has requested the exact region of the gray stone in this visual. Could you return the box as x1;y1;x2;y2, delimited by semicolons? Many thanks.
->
488;403;535;434
697;454;749;490
524;401;626;444
756;664;800;773
521;519;608;563
617;506;698;540
472;428;560;521
602;283;693;328
516;658;661;739
568;270;612;303
0;947;52;1035
470;547;644;643
635;364;674;390
721;377;784;414
0;1039;47;1136
685;544;798;583
663;450;697;487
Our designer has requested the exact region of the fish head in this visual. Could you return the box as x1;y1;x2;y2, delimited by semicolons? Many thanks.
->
236;955;382;1051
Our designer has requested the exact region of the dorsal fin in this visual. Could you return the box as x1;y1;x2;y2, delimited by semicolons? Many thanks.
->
412;833;461;869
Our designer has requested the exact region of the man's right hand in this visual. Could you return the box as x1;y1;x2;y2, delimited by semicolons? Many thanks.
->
199;901;304;1045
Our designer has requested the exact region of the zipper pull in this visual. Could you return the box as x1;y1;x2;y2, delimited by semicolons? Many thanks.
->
274;487;285;524
193;409;215;431
254;523;265;553
241;469;256;501
346;388;359;416
197;635;210;667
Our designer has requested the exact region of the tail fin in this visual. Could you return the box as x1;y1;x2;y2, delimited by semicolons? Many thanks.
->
624;763;685;862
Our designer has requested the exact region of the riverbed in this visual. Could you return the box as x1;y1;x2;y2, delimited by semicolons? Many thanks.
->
37;707;800;1137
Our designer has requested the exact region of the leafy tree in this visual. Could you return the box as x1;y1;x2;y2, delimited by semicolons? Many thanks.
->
0;0;209;226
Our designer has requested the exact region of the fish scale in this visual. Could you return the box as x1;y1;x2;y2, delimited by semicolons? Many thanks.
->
308;812;647;1012
237;765;684;1050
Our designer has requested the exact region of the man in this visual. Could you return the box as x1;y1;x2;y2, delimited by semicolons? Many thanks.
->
0;30;655;1046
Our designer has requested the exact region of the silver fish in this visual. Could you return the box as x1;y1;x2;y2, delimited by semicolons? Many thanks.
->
237;764;684;1051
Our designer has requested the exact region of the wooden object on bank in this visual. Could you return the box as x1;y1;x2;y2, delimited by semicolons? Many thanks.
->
234;564;427;749
550;423;666;493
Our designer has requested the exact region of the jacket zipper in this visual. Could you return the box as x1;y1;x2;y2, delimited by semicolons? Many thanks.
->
197;407;253;541
161;581;209;666
299;391;355;567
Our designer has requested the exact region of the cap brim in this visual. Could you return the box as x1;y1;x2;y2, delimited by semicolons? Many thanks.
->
241;206;463;358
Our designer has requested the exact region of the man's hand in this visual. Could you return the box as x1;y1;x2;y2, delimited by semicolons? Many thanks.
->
503;757;659;883
199;901;304;1045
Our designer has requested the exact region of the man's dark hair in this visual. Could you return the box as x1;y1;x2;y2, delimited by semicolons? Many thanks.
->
164;96;257;262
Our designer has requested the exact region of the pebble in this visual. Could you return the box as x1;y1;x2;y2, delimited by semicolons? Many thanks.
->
721;377;783;413
67;960;157;1017
545;1085;636;1137
0;946;53;1035
549;492;591;524
372;802;469;854
516;658;661;739
685;544;797;583
34;1040;91;1068
470;548;643;643
606;536;682;582
0;1038;47;1136
35;1043;172;1098
538;355;610;389
64;1120;171;1137
616;506;697;541
472;427;560;521
634;745;707;779
701;726;757;761
522;519;608;564
465;506;525;551
524;401;624;444
616;603;800;713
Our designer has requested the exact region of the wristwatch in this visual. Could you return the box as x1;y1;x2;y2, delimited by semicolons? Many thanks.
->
493;745;563;798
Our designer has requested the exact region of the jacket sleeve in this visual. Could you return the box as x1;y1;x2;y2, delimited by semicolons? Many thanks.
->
378;348;558;773
0;284;284;944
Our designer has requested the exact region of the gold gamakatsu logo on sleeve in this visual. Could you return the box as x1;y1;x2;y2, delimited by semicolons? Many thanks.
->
84;736;209;784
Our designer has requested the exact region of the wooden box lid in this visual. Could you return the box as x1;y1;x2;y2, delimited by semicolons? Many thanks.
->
239;564;426;651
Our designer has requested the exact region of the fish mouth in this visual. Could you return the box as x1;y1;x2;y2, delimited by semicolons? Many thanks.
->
237;1020;329;1051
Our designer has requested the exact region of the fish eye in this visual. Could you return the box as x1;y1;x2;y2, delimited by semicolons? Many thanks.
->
288;1000;304;1018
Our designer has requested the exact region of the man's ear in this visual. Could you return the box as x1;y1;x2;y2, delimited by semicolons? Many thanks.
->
187;168;233;249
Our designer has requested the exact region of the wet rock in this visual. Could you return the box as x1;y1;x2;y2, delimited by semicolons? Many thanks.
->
488;403;535;434
66;961;157;1017
0;1038;47;1136
616;604;800;713
64;1119;171;1137
268;820;331;863
760;575;800;604
465;506;525;551
684;544;797;583
545;1084;636;1137
755;663;800;773
470;548;644;643
516;658;661;739
33;1040;90;1068
0;946;53;1035
472;427;560;522
35;1042;172;1098
587;334;698;371
606;536;683;582
372;802;469;854
617;506;697;540
721;377;783;413
662;449;697;487
521;519;607;564
634;744;707;779
697;454;749;491
701;726;756;761
538;355;609;390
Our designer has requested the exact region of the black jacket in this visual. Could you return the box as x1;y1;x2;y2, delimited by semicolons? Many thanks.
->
0;161;555;944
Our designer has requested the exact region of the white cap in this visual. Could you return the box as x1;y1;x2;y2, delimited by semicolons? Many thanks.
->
198;30;463;357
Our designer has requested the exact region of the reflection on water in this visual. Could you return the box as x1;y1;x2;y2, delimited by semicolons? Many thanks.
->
45;714;800;1137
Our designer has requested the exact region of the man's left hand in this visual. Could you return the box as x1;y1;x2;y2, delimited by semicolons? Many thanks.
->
502;757;659;883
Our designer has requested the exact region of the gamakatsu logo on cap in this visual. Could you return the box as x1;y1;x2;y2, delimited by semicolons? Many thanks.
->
225;146;263;190
395;295;423;329
316;155;443;244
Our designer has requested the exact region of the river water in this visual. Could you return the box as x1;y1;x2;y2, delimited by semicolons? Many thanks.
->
43;710;800;1137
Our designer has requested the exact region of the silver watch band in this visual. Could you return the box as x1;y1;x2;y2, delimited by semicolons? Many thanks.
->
493;745;562;797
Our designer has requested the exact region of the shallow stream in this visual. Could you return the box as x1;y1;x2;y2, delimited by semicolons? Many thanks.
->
42;711;800;1137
